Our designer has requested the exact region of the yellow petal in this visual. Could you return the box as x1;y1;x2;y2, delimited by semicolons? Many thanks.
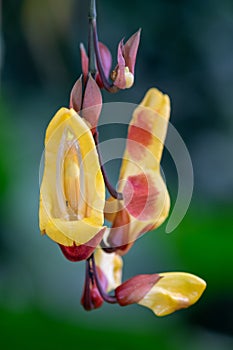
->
39;107;105;246
120;88;170;179
141;88;170;121
104;88;171;252
138;272;206;316
95;249;123;292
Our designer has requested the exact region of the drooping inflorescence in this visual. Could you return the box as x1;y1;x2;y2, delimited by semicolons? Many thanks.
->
39;0;206;315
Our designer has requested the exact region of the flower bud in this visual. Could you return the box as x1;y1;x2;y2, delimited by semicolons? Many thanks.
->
112;29;141;89
81;267;108;311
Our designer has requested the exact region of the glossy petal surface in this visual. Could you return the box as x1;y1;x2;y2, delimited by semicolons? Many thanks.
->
105;88;170;251
39;108;105;246
138;272;207;316
94;249;123;292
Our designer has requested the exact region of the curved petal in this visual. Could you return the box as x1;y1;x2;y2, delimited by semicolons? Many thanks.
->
138;272;207;316
94;248;123;292
121;88;170;174
104;88;170;252
39;107;105;246
82;74;102;132
98;42;112;79
124;29;141;74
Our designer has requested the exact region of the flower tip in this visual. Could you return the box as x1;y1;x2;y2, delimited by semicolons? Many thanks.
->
141;88;171;120
82;74;102;130
69;75;83;112
138;272;207;317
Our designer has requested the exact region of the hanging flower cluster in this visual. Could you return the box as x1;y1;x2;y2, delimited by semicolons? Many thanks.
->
39;0;206;316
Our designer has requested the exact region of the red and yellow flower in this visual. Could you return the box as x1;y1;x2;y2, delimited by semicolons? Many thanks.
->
39;0;206;317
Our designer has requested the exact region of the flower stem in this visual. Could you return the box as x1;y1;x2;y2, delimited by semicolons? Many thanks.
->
88;0;118;93
93;131;123;200
82;259;93;310
88;0;97;76
90;254;117;304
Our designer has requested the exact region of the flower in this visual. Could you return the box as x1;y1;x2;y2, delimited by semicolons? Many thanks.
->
104;88;170;254
111;29;141;89
115;272;207;316
39;107;106;261
79;29;141;90
39;0;207;318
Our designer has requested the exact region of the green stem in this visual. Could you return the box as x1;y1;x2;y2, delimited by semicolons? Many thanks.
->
89;0;97;20
88;0;97;76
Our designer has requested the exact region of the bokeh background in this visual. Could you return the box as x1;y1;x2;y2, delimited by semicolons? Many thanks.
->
1;0;233;349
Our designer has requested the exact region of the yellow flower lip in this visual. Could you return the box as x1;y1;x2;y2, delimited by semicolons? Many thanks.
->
39;107;105;247
138;272;207;317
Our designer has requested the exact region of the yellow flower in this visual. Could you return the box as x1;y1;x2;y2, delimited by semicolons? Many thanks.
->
39;107;105;248
115;272;206;316
104;88;170;253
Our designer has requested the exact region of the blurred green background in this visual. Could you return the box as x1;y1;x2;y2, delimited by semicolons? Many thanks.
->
1;0;233;349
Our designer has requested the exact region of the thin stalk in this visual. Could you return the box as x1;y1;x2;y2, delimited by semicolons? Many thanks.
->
91;254;117;304
82;259;93;309
94;131;123;200
88;0;118;93
88;0;97;76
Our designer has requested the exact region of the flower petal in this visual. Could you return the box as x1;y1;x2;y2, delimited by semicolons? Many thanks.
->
69;75;83;113
39;107;105;246
82;74;102;132
94;249;123;292
112;40;127;89
116;274;161;306
59;228;105;261
138;272;207;316
98;42;112;79
122;88;170;169
104;88;170;253
124;29;141;74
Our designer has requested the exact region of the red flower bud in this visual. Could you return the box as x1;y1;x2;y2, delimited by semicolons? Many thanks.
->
81;266;108;311
112;29;141;89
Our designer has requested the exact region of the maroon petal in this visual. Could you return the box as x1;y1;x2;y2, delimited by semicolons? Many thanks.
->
80;43;89;83
103;209;133;255
113;40;126;89
69;75;83;112
59;228;105;262
81;267;107;311
115;274;161;306
117;39;126;66
124;29;141;74
82;74;102;132
99;42;112;79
